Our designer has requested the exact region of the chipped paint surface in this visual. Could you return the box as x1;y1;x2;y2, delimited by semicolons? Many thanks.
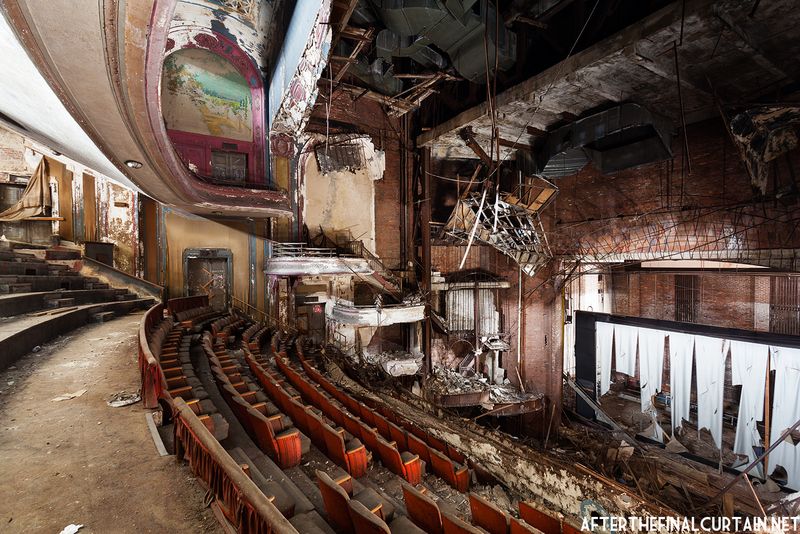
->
268;0;332;135
171;0;272;71
304;137;384;254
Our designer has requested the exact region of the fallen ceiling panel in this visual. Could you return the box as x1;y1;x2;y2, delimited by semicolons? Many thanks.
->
443;179;557;276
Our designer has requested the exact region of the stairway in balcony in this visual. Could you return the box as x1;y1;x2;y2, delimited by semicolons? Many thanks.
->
0;244;154;370
307;230;404;299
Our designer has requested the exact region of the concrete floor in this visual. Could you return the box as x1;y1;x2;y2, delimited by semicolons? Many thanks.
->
0;311;220;534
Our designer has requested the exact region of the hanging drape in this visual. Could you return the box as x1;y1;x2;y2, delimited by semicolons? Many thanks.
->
730;340;768;477
638;327;665;412
769;345;800;488
596;322;614;396
0;156;50;221
694;335;729;449
668;332;695;434
614;324;638;376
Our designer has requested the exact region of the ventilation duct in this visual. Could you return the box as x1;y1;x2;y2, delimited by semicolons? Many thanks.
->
368;0;516;83
536;103;673;177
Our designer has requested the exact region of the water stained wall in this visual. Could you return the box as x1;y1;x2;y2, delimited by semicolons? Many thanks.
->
303;137;385;254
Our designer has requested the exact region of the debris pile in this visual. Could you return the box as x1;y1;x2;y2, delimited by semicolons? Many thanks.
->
428;365;488;395
362;349;423;377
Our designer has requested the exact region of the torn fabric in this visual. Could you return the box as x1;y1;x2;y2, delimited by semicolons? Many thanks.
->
769;345;800;489
668;332;695;434
638;327;665;412
0;156;50;221
694;335;729;449
596;322;614;396
730;340;768;477
614;324;638;376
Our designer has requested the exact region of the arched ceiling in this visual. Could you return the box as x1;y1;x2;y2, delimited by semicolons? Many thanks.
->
0;0;325;219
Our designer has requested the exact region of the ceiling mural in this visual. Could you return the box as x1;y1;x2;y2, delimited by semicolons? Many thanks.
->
161;48;253;141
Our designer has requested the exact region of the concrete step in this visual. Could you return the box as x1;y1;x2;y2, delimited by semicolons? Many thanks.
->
0;298;154;371
46;298;76;309
0;275;88;292
45;249;81;260
7;283;32;294
0;261;50;276
0;251;42;262
2;289;152;317
86;282;110;290
92;311;116;323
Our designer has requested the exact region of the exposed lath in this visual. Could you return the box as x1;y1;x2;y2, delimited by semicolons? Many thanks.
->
217;0;258;21
315;140;366;174
443;178;558;276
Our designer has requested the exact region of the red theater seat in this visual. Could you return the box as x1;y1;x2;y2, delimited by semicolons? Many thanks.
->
402;483;443;534
376;437;422;485
469;493;509;534
518;502;560;534
430;448;470;492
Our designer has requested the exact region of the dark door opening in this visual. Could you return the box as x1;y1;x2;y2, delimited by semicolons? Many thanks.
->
184;249;232;311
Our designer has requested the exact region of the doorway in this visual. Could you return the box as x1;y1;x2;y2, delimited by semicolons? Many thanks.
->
183;248;232;311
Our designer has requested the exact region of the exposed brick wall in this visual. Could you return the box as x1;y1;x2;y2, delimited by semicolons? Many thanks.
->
610;271;771;332
426;118;799;420
550;120;800;267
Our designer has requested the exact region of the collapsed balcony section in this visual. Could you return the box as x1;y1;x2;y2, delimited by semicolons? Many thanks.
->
441;176;557;277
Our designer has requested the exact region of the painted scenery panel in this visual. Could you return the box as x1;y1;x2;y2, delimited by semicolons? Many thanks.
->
162;48;253;142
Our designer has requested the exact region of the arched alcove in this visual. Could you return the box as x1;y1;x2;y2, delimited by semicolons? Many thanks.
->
160;33;265;186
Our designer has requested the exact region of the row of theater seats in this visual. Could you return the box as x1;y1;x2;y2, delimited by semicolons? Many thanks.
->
201;332;311;470
210;313;247;345
270;345;423;484
150;305;573;534
173;305;218;332
291;337;584;534
317;469;426;534
147;313;228;440
289;340;470;492
401;484;545;534
242;322;271;352
245;346;371;479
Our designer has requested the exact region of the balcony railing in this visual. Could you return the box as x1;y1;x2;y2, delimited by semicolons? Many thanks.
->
271;242;338;258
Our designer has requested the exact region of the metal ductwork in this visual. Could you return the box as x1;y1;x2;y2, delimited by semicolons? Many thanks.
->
367;0;516;83
535;103;674;177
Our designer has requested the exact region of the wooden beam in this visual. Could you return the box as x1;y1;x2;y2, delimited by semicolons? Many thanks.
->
458;127;493;166
498;137;535;152
526;125;546;137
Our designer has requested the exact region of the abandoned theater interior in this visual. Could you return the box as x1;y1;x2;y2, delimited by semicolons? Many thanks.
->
1;0;800;532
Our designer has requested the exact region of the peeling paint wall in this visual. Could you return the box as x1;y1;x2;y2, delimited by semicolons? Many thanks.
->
162;208;265;312
100;179;138;275
0;127;35;181
303;138;384;254
170;0;282;73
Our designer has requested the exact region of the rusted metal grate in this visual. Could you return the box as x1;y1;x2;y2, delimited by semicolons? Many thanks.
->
770;276;800;335
674;274;698;323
